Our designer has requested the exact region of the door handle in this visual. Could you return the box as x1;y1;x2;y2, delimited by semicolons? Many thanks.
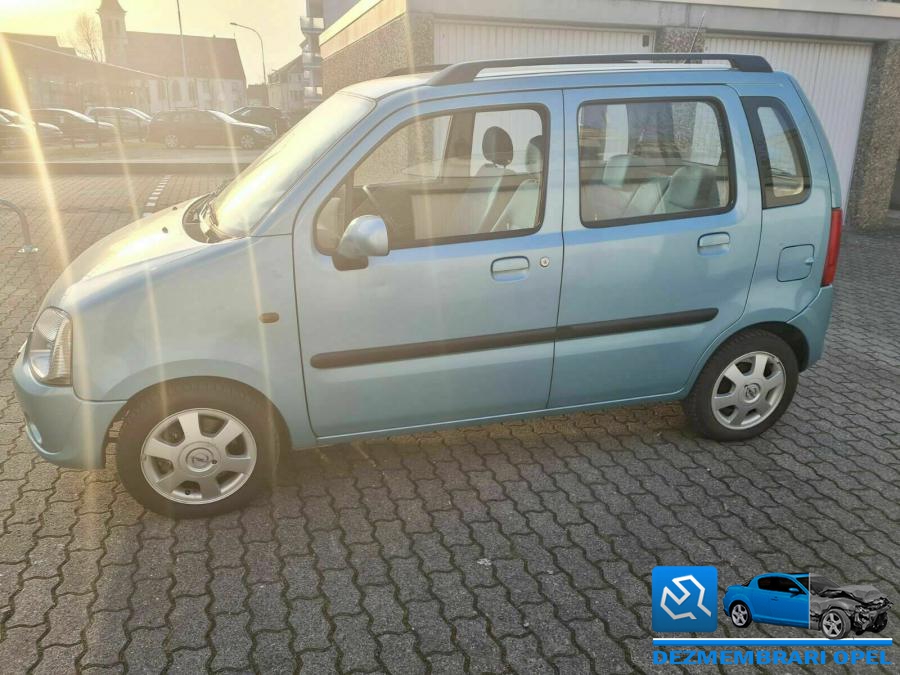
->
698;232;730;255
491;256;529;281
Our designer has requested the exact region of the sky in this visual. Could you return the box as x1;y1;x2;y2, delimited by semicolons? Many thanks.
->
0;0;309;84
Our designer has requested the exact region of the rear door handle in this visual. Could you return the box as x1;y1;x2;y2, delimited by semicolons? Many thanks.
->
698;232;730;255
491;256;529;281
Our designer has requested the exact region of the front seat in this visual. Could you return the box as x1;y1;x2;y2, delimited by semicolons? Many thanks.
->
452;126;516;234
487;135;544;233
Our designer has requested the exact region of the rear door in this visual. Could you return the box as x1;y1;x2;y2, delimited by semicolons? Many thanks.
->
550;85;762;407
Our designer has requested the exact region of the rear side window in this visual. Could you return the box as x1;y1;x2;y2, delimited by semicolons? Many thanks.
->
742;97;810;208
578;99;734;227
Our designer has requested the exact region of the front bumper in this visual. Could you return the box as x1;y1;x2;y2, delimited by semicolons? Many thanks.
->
12;346;123;470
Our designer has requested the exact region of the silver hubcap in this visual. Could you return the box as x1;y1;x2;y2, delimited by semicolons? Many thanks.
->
822;611;843;638
164;134;178;148
140;408;257;505
241;135;254;148
731;604;749;626
712;351;786;430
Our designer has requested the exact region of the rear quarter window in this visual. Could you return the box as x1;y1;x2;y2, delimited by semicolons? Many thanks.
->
742;97;811;208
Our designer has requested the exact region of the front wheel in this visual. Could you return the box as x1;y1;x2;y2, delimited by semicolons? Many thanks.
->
239;133;256;150
820;608;851;639
163;133;179;149
116;379;279;518
682;329;798;441
872;613;888;633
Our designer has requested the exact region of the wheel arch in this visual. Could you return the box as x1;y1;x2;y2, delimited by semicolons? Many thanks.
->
104;375;292;456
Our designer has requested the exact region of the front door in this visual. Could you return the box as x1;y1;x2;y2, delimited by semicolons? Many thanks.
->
550;85;762;407
294;91;564;438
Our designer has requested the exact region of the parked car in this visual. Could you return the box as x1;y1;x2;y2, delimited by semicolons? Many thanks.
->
147;109;275;149
0;108;64;146
13;53;842;517
229;105;293;135
0;110;29;151
724;573;811;630
85;106;151;140
30;108;116;143
808;574;891;639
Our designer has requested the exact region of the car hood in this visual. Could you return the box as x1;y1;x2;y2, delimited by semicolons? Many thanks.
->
42;200;213;309
37;122;62;134
233;121;271;132
815;584;887;604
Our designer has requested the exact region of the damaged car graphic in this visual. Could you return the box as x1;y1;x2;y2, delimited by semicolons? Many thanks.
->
809;575;892;639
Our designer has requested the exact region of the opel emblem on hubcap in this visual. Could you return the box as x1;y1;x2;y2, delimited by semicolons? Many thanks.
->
743;382;761;402
185;447;213;471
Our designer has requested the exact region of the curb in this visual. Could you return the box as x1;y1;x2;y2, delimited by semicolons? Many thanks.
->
0;162;249;175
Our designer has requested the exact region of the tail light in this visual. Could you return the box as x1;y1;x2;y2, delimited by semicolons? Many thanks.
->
821;207;842;286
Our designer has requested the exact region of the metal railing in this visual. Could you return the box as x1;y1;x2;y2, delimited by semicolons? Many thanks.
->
0;198;38;253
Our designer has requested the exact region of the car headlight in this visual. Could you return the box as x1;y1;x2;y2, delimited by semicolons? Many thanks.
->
253;127;272;136
26;307;72;385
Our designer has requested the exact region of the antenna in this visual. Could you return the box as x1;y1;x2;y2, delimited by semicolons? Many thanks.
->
685;11;707;61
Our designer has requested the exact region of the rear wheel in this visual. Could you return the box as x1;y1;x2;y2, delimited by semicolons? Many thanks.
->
730;601;752;628
116;379;279;518
820;608;851;639
683;329;798;441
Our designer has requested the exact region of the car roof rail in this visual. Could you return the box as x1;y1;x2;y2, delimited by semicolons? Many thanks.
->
427;53;773;85
387;63;451;77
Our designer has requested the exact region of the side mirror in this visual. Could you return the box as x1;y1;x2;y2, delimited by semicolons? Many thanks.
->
336;215;389;260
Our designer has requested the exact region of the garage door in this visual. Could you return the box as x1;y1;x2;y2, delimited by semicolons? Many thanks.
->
706;35;872;205
435;21;651;63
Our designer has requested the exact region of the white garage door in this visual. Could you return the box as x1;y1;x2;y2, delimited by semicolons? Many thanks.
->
706;35;872;204
434;21;651;63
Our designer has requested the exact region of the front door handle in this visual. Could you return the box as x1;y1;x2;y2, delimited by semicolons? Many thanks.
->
698;232;730;255
491;256;529;281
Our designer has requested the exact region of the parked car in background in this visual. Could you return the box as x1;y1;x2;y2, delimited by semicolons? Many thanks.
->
148;109;275;149
85;106;151;140
31;108;116;143
229;105;292;135
0;110;29;151
0;108;64;146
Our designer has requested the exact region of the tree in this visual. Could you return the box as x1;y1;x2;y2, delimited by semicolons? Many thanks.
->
69;13;104;62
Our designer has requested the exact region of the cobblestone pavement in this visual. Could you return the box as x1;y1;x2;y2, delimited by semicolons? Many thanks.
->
0;174;898;673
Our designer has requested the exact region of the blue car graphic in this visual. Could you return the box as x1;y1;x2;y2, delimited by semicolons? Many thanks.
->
723;573;810;630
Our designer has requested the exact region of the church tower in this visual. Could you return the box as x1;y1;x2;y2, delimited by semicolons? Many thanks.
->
97;0;128;65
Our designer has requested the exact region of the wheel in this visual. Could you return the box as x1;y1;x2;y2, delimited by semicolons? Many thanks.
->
820;608;851;639
730;601;752;628
164;133;179;149
116;379;279;518
872;613;888;633
239;133;256;150
682;329;798;441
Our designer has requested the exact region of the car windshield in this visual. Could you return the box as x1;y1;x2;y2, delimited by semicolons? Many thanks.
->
810;576;839;594
208;92;373;237
126;108;152;121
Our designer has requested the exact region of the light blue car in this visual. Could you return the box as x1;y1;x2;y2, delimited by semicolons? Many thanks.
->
13;53;842;517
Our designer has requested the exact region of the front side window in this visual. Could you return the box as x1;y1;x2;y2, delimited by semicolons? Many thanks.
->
743;97;810;208
578;99;733;227
316;106;546;252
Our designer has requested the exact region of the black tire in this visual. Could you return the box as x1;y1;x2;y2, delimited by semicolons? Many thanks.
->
729;601;753;628
116;379;280;518
872;613;888;633
682;329;798;442
820;608;851;639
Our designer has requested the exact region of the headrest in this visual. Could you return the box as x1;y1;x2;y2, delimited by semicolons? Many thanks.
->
482;126;513;167
665;165;719;210
525;135;544;174
602;154;646;189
